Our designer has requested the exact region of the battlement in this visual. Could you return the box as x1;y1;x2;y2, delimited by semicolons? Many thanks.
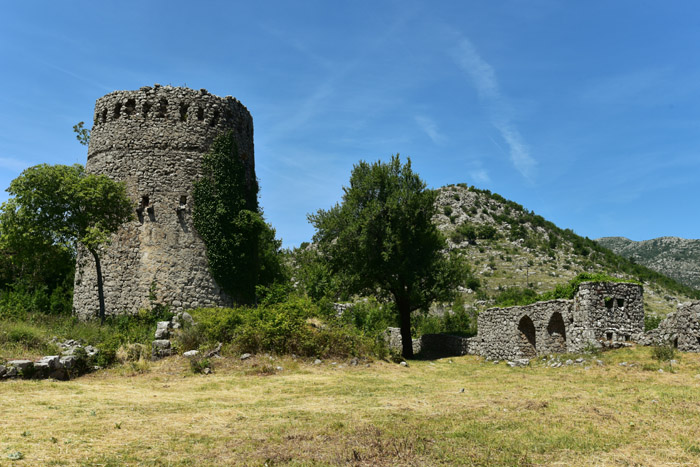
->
88;85;253;157
92;85;249;126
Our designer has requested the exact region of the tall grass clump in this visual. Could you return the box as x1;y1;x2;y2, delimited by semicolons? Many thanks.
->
190;294;381;359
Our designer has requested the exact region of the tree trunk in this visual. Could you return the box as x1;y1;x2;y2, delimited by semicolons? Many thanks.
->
397;298;414;359
89;248;106;324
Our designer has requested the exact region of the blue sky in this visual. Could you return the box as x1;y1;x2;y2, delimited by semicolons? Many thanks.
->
1;1;699;247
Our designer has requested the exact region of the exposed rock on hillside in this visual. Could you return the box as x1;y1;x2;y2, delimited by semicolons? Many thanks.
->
430;184;699;318
597;236;700;290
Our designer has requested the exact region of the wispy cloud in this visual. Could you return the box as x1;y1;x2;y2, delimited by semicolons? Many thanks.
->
414;115;446;145
452;35;536;180
40;62;113;92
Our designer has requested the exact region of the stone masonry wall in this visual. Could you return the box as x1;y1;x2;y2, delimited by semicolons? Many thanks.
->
640;301;700;351
571;282;644;351
73;85;255;319
468;282;644;360
470;300;573;361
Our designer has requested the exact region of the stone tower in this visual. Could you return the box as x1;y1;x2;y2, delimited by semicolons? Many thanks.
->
72;85;255;319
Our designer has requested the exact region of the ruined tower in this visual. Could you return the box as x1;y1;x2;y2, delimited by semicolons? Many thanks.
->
72;85;255;319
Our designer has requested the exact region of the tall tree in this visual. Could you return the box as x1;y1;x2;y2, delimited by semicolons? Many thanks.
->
309;155;466;358
0;164;133;322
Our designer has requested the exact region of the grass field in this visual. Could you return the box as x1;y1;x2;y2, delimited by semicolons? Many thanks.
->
1;347;700;466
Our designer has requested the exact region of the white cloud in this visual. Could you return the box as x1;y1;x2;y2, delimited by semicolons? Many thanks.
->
452;35;537;180
414;115;446;145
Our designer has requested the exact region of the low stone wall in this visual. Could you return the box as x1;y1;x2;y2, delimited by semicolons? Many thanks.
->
384;328;471;356
384;327;422;355
420;333;471;356
471;300;573;361
640;301;700;351
0;340;98;381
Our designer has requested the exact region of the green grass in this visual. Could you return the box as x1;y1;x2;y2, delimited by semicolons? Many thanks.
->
1;347;700;465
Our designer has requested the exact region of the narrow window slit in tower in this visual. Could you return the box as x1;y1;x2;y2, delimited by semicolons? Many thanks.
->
605;298;614;309
101;109;108;124
197;107;204;121
125;99;136;117
177;195;187;217
180;103;189;122
136;195;149;222
114;103;122;119
142;102;151;117
210;110;219;126
157;98;168;118
617;298;624;308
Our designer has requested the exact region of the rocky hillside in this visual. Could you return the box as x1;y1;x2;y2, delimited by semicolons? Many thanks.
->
433;184;700;319
596;236;700;290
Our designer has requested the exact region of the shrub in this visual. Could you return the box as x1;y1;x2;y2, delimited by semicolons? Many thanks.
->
651;343;676;362
477;224;498;240
644;314;663;332
443;206;453;216
189;356;212;374
191;295;380;359
173;324;207;352
116;343;149;363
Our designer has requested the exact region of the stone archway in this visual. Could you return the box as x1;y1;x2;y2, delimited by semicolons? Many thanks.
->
546;312;567;353
518;315;537;358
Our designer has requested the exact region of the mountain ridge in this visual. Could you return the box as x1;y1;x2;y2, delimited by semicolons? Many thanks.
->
596;236;700;290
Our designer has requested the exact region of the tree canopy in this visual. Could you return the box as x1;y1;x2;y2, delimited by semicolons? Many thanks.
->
309;155;466;358
0;164;133;321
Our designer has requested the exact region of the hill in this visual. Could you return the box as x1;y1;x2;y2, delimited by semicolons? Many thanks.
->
596;236;700;290
432;184;700;319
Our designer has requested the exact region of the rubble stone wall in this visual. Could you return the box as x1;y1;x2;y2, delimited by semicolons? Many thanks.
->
641;301;700;351
73;85;254;319
571;282;644;351
470;300;573;361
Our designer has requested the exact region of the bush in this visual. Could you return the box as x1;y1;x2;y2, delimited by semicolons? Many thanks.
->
645;314;663;332
191;295;380;359
173;324;207;353
651;343;676;362
189;356;212;374
493;287;539;307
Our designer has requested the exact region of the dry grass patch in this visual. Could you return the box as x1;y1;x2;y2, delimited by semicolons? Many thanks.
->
1;349;700;465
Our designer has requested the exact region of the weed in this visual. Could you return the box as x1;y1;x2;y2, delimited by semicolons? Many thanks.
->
651;343;676;362
189;356;212;374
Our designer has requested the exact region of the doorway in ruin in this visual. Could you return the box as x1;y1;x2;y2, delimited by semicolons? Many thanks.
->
546;312;567;353
518;315;537;358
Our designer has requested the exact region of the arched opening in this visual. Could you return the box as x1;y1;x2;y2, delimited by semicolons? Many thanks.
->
546;312;567;353
518;315;537;358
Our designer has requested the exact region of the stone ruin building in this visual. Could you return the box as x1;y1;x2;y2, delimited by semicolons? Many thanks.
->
470;281;644;360
73;85;255;319
388;281;648;359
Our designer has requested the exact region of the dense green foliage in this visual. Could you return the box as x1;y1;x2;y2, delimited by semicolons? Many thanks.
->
192;132;284;304
309;155;467;357
188;295;382;358
0;164;133;321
